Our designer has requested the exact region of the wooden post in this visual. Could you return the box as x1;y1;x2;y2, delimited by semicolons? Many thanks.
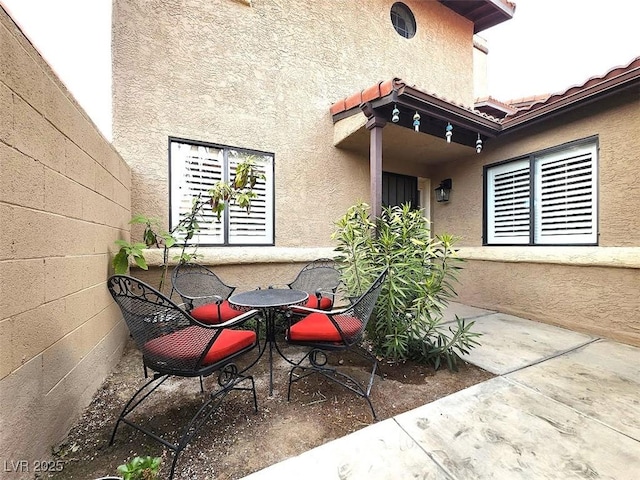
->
364;111;386;220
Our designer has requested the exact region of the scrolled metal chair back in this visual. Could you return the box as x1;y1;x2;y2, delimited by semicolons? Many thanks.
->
331;268;387;345
288;258;341;295
171;263;235;310
108;275;217;373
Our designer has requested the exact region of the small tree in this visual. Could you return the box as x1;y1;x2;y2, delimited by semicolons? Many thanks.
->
112;156;265;292
332;202;480;369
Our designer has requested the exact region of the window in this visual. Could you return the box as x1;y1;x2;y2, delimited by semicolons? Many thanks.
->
484;138;598;245
169;137;274;246
390;2;416;39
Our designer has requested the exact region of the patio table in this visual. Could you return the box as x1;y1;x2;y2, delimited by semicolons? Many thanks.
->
228;288;308;396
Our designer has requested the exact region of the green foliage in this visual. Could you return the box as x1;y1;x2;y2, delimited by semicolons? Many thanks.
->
112;156;263;291
332;202;481;369
112;240;148;274
117;456;161;480
208;155;265;218
332;202;378;297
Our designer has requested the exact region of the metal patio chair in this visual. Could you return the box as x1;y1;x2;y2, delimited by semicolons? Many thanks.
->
287;258;342;314
285;268;388;420
107;275;259;479
171;263;255;325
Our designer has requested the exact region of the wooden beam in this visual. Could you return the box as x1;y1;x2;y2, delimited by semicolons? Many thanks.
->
365;113;386;220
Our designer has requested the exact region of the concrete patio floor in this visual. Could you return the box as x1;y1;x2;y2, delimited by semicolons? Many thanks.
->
241;303;640;479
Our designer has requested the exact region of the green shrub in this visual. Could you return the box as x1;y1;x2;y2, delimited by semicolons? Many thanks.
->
117;456;161;480
332;202;480;369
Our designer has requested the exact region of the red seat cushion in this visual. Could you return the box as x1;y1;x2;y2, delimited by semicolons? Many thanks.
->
288;312;362;342
190;300;243;324
291;295;333;314
144;326;256;366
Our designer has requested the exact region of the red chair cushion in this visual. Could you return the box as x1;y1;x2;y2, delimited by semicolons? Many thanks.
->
145;326;256;366
288;312;362;342
190;300;242;324
291;295;333;314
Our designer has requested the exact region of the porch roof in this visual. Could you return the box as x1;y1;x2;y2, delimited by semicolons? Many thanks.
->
330;56;640;148
330;78;502;153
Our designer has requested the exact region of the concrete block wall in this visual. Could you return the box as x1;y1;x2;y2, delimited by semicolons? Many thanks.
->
0;7;131;470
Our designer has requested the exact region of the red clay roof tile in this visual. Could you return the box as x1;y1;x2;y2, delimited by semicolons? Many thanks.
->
330;56;639;130
361;82;382;103
504;56;640;121
329;99;346;116
344;91;363;110
379;79;394;97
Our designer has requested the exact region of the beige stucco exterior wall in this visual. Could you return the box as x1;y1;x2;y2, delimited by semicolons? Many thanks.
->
112;0;475;270
473;35;489;99
428;91;640;346
0;8;132;469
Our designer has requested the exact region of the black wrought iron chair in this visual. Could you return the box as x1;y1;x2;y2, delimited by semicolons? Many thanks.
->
171;263;253;325
285;268;388;420
107;275;259;479
287;258;341;314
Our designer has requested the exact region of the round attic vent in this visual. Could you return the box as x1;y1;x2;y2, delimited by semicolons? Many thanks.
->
390;2;416;39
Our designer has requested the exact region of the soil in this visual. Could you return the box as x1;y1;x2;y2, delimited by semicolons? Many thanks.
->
40;338;493;480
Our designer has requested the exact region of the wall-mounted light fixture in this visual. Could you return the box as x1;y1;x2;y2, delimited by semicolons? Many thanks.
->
435;178;452;202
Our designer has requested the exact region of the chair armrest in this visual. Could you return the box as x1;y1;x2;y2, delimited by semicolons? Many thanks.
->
189;308;260;329
182;294;224;303
288;305;349;316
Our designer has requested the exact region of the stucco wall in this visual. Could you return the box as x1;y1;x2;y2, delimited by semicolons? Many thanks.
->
112;0;475;255
428;90;640;346
0;8;131;470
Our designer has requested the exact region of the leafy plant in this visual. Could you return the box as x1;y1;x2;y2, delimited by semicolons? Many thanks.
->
112;156;265;292
112;240;148;274
117;456;161;480
332;202;481;369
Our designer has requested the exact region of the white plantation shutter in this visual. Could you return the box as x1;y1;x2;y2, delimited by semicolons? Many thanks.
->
170;142;225;244
227;153;274;245
170;140;274;246
534;143;597;244
487;159;531;244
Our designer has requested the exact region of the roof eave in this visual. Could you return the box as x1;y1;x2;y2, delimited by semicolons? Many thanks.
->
501;66;640;133
331;87;501;147
395;84;501;137
438;0;516;34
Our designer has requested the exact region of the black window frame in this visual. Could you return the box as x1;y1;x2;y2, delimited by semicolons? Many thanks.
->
168;136;275;247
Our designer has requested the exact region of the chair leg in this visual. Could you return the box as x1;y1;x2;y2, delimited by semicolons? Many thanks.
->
287;348;378;420
109;373;170;446
167;371;258;479
110;368;258;480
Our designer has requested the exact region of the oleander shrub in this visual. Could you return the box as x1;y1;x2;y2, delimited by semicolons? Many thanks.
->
332;202;480;369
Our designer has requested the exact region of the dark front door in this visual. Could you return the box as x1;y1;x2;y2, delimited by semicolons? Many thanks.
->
382;172;419;209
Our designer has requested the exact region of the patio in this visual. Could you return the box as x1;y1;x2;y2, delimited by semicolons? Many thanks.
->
41;297;494;479
38;301;640;479
242;302;640;479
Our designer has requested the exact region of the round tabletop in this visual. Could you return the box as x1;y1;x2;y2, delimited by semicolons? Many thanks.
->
229;288;309;310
